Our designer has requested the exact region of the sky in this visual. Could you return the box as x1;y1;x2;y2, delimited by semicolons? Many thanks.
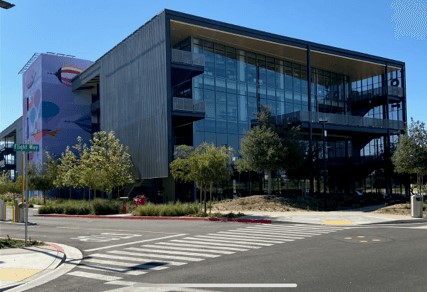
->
0;0;426;131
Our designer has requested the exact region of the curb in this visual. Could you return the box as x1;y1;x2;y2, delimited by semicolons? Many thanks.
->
8;243;82;292
0;243;66;292
36;214;272;224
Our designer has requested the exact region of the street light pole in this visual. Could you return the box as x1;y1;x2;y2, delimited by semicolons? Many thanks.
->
319;119;328;209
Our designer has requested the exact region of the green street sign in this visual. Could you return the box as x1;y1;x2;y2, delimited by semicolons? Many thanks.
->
13;144;40;152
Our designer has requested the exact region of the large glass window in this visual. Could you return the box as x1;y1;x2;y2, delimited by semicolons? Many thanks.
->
192;38;352;151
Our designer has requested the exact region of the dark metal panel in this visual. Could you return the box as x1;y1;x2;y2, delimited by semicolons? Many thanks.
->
99;12;168;179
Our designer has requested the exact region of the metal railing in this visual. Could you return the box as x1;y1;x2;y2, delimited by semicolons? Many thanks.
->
173;97;205;113
171;49;205;67
350;86;404;103
281;111;404;130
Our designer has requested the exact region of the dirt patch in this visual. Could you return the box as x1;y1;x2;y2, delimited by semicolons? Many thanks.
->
212;195;314;212
213;195;426;215
373;203;427;216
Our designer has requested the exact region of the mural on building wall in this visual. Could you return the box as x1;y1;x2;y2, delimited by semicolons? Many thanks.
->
22;53;93;166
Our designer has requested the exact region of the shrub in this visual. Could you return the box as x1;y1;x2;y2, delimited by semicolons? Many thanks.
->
38;205;64;214
134;202;200;216
63;201;91;215
92;199;121;215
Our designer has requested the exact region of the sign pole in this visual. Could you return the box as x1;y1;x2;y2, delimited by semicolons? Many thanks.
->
24;151;28;246
13;143;39;246
21;152;24;203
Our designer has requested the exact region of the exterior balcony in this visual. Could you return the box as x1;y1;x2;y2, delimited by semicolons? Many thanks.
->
280;111;404;135
350;86;404;115
171;49;205;86
172;97;205;127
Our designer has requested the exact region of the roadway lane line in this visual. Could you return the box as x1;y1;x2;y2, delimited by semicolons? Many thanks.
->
84;234;186;252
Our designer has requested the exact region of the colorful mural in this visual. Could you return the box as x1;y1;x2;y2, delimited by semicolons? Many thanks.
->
22;53;93;166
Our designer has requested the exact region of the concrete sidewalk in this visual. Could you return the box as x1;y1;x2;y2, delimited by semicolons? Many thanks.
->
239;209;427;225
0;243;81;291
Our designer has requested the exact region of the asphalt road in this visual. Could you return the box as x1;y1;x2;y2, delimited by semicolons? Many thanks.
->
2;209;427;292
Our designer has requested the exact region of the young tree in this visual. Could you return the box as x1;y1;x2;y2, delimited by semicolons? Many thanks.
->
236;107;304;195
28;152;59;204
56;132;135;199
392;119;427;196
170;143;233;214
56;137;87;198
82;131;135;198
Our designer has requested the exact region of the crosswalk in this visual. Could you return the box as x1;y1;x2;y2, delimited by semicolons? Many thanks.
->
68;224;350;288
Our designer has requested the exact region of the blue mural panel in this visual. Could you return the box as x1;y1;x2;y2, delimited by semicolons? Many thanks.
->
22;53;93;165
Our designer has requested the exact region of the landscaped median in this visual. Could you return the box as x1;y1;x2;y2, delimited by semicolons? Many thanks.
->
35;199;271;224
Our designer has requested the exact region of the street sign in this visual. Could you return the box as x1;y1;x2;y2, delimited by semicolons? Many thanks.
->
13;143;39;152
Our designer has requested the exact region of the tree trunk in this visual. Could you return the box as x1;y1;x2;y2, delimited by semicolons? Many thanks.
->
199;181;203;213
266;170;273;195
209;183;213;215
42;191;46;205
203;187;207;214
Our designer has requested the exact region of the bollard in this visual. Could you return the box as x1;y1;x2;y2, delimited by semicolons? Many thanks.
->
18;202;25;223
0;200;5;221
120;197;128;214
12;199;19;223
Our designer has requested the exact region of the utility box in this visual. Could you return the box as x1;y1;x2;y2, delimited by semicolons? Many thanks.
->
18;202;26;223
411;194;423;218
0;200;5;221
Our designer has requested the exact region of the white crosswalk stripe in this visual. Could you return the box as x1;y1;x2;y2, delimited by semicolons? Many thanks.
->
97;251;187;266
186;236;273;246
141;244;236;255
78;263;148;276
170;239;258;249
68;224;348;287
125;247;221;258
214;231;300;241
68;270;122;281
157;241;248;252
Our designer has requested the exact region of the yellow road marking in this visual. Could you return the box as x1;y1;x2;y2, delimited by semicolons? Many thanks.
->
344;237;352;240
323;220;353;225
357;236;365;238
360;240;368;243
372;239;381;242
0;268;41;281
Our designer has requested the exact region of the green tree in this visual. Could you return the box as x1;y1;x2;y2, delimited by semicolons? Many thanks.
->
82;131;135;198
0;172;22;195
56;132;135;199
170;143;233;214
392;119;427;195
28;152;59;204
236;107;304;195
56;137;87;198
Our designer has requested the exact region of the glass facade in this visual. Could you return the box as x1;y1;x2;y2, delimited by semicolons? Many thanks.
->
171;34;405;196
191;38;352;152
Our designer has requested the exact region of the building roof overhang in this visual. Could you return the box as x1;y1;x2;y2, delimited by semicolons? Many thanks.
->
168;10;404;80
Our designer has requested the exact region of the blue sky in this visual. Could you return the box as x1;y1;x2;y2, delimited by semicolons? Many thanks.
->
1;0;426;131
